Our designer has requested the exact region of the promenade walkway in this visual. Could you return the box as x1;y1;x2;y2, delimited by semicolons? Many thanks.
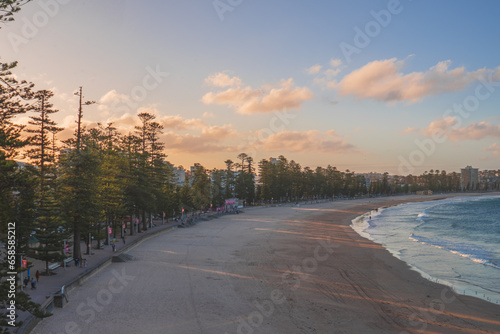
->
16;218;181;333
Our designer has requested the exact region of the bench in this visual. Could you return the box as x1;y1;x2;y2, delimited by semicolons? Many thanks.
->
63;257;73;267
48;263;60;272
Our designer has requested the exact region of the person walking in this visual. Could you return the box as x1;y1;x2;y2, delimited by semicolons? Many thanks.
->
35;270;40;283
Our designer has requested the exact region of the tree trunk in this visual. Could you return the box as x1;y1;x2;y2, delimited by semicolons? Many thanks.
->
73;222;81;260
130;213;134;236
86;233;91;255
142;210;147;232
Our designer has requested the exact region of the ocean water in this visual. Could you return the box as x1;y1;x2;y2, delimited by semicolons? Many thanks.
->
351;195;500;305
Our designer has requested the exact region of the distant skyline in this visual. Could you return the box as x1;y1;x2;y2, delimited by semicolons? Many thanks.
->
2;1;500;174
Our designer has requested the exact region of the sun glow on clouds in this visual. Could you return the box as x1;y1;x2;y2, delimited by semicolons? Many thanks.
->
307;64;322;75
484;143;500;157
162;126;238;154
202;73;313;114
309;58;344;86
204;72;242;87
257;130;357;154
406;116;500;145
328;58;500;103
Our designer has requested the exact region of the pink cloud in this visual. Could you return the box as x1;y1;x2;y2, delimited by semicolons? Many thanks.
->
400;126;418;135
162;131;237;154
483;143;500;156
449;122;500;141
202;77;313;114
204;72;242;87
333;58;497;103
419;116;500;141
159;115;207;130
259;130;356;153
200;125;237;140
307;64;322;75
421;116;458;138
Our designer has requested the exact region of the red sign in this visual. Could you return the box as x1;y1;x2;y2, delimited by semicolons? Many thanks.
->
108;227;112;234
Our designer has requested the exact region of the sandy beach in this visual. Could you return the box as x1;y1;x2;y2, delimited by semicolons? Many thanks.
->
31;194;500;334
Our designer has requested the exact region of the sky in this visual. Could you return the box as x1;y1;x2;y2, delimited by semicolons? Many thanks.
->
1;0;500;175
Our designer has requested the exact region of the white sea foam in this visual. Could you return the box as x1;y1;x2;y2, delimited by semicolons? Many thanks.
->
350;195;500;305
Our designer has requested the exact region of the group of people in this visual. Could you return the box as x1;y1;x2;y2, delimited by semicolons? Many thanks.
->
23;270;40;289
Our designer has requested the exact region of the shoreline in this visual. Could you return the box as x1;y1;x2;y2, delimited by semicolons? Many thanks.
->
319;193;500;333
350;194;500;307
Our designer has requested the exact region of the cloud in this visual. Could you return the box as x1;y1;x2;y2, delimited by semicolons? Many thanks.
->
159;115;207;130
448;122;500;141
421;116;458;138
97;89;135;117
70;108;238;154
330;58;343;68
162;128;238;154
484;143;500;157
416;116;500;141
202;77;313;114
204;72;242;87
200;125;237;140
400;126;417;135
258;130;356;154
307;64;322;75
325;68;342;77
99;89;130;105
95;113;137;133
332;58;499;103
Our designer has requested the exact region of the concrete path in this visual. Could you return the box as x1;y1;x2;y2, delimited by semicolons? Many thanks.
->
17;219;181;331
